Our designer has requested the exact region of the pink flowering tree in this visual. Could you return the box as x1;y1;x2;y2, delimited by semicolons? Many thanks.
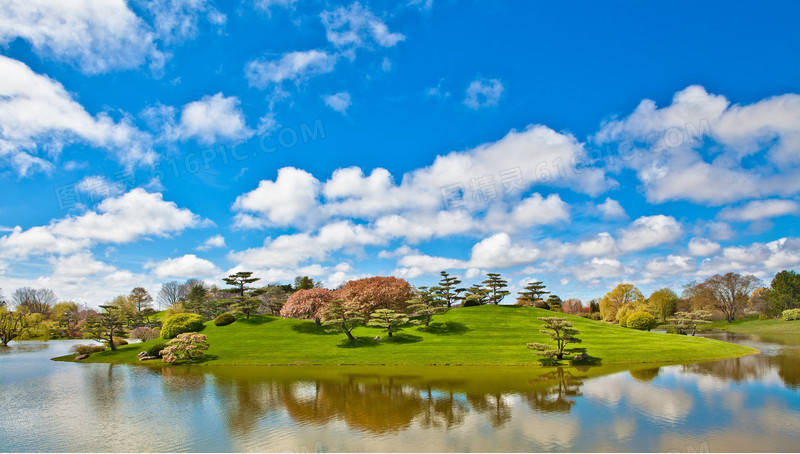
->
280;288;334;325
338;276;415;318
160;332;209;364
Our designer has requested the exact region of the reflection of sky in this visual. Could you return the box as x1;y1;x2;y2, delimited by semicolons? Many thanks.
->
1;339;799;452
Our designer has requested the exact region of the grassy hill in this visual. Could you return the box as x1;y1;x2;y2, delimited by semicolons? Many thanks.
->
56;305;758;366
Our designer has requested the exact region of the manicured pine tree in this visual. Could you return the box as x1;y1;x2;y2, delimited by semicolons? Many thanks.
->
516;280;550;307
482;273;510;305
435;271;466;308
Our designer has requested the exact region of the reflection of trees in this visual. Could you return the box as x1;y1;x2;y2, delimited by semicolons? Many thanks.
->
523;367;584;413
682;356;770;382
280;376;424;434
629;367;660;382
772;352;800;389
416;386;468;430
465;392;511;428
212;377;281;437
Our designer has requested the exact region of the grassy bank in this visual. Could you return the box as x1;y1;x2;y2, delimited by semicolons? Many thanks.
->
54;305;758;366
706;317;800;336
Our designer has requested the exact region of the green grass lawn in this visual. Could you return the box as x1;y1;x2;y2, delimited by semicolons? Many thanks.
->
55;305;757;366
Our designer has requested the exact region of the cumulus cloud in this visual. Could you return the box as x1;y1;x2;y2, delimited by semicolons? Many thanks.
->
174;93;252;144
147;254;221;279
597;198;628;220
469;233;540;269
644;255;696;278
618;215;682;252
464;78;504;110
197;234;226;251
0;56;155;176
0;0;163;74
595;85;800;204
574;257;630;282
323;92;352;114
719;199;800;222
0;189;203;262
576;232;617;257
687;237;721;257
233;167;321;227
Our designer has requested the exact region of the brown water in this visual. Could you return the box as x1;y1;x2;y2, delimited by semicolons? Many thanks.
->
0;333;798;452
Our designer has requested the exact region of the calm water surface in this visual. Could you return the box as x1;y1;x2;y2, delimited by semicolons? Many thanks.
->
1;334;799;452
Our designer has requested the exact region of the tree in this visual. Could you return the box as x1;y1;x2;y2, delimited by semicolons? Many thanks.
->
648;288;678;322
130;326;160;342
0;307;33;346
258;285;289;315
692;273;761;323
281;288;334;324
667;310;712;336
157;281;185;310
599;283;644;321
321;300;364;341
516;280;549;307
222;271;263;319
160;332;209;364
588;299;600;313
129;287;153;313
769;270;800;314
294;276;316;290
338;276;415;318
85;303;127;350
367;309;409;338
527;317;582;361
407;287;447;327
546;295;563;312
51;302;80;337
482;273;510;305
562;299;583;315
12;287;57;318
185;283;217;319
435;271;465;308
465;284;489;305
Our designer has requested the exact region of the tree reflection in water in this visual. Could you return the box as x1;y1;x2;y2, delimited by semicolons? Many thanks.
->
523;367;585;413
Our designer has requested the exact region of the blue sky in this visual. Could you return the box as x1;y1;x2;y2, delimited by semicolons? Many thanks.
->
1;0;799;307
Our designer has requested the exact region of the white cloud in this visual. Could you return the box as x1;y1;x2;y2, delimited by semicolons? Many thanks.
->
197;234;226;251
595;85;800;204
49;252;114;279
644;255;696;278
469;233;540;269
324;92;352;114
75;175;125;199
147;254;221;279
50;189;203;244
507;193;570;227
464;78;504;110
687;237;721;257
597;198;628;220
175;93;252;144
245;50;337;89
0;0;163;74
719;199;800;222
144;0;226;45
320;2;405;52
233;167;321;227
574;257;630;282
0;56;156;176
618;215;682;252
229;220;386;269
0;226;90;259
576;232;617;257
254;0;296;14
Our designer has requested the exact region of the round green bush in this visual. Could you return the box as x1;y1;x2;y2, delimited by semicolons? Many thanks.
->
618;314;629;328
147;342;167;358
462;295;482;307
214;312;236;326
626;311;658;331
161;313;205;339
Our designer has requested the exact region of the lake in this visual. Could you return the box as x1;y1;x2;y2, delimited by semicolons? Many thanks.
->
1;333;799;452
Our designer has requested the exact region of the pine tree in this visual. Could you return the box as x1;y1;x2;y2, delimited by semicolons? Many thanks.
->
527;317;582;360
482;273;510;305
222;271;262;319
407;286;448;326
516;280;550;307
435;271;466;308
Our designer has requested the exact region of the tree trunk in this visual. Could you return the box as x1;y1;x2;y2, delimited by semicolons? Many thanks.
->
315;317;321;326
345;329;355;341
387;330;393;337
556;353;563;360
